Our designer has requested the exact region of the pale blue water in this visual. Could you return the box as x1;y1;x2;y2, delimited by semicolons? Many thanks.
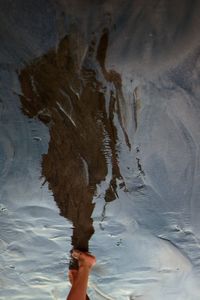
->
1;1;200;299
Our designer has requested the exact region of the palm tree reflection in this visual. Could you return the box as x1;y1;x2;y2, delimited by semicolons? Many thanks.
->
19;29;129;261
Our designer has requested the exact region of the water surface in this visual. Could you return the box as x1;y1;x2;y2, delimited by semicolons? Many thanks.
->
1;1;200;299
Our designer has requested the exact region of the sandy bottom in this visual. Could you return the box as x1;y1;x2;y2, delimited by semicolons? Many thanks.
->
89;195;200;299
1;177;200;300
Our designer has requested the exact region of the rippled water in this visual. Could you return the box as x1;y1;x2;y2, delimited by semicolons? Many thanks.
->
1;1;200;299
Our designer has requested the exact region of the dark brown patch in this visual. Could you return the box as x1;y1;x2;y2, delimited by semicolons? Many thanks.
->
19;30;129;251
133;87;141;131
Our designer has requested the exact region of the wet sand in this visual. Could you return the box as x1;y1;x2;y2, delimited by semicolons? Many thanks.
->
1;1;200;299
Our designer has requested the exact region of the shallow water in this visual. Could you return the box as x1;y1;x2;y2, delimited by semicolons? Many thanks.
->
1;1;200;299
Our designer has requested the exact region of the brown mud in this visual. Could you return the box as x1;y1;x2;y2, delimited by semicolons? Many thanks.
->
19;29;130;252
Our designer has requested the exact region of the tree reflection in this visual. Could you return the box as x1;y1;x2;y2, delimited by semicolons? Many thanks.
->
19;29;129;256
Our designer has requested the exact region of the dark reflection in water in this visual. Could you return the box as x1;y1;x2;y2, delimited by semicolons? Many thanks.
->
19;29;129;253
